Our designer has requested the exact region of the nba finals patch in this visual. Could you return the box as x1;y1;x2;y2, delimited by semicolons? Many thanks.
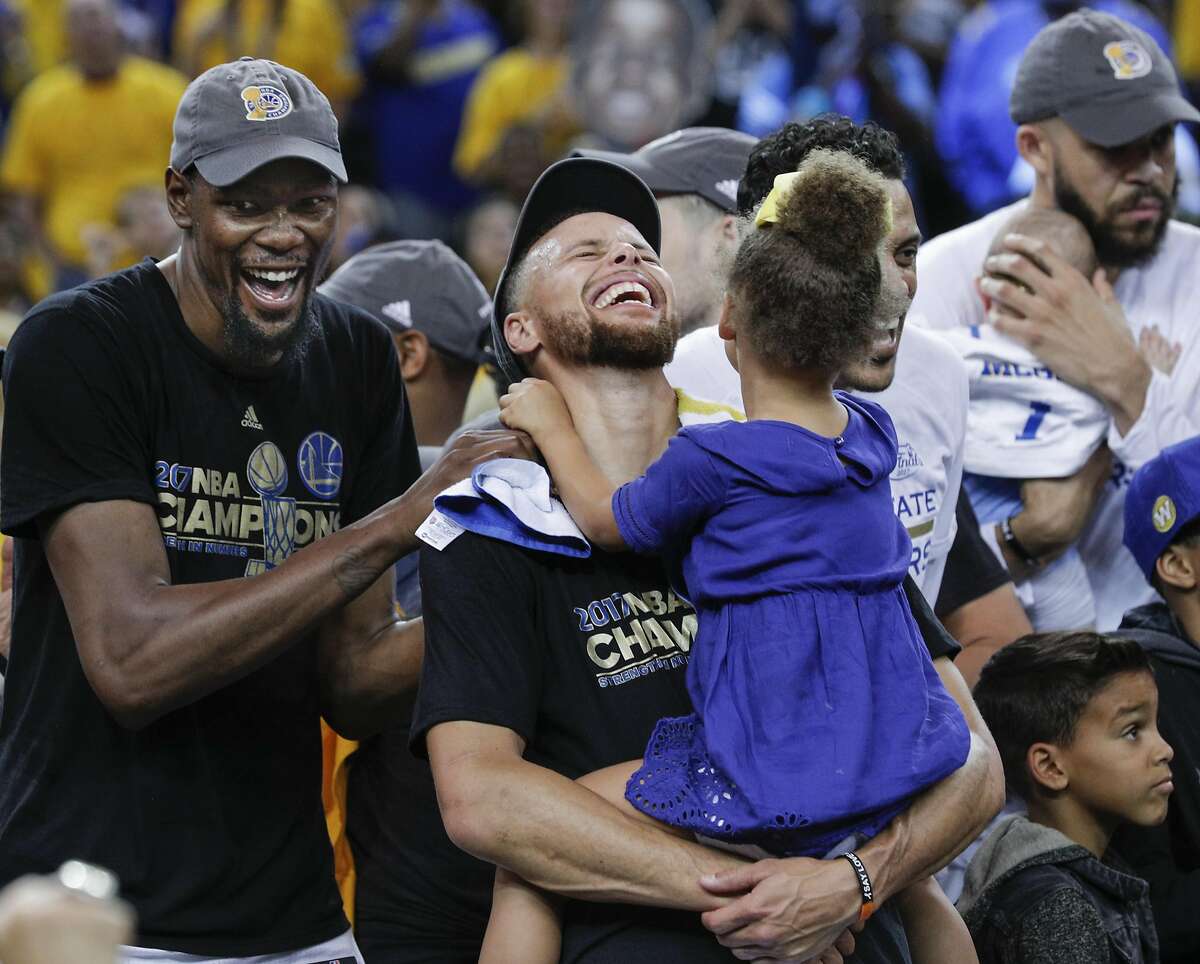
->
1103;41;1152;80
1153;494;1177;534
241;84;293;121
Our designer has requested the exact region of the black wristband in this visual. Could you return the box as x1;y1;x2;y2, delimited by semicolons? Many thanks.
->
999;516;1042;568
839;851;877;923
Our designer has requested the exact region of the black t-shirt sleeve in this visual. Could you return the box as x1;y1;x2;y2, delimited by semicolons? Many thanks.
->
410;532;544;758
934;489;1011;619
904;573;960;661
340;316;421;525
1;302;155;538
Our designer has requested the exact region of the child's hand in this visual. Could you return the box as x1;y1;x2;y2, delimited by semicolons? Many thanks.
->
499;378;573;441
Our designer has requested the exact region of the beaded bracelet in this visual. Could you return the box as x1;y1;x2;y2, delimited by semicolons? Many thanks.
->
999;516;1043;569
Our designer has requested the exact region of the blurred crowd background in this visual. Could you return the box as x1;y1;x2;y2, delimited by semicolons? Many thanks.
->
0;0;1196;341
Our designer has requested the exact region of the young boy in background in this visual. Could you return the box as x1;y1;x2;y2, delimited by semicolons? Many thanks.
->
1110;436;1200;964
959;631;1172;963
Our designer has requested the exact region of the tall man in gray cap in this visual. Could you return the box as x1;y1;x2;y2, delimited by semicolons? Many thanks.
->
0;58;528;963
575;127;755;336
413;154;1003;964
913;9;1200;631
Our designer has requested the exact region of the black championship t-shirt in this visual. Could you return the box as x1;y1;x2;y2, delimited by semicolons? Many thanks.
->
0;261;419;956
412;530;957;963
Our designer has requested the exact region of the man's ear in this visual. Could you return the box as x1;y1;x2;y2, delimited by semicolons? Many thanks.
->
1027;742;1069;793
164;167;194;230
1156;544;1199;592
716;293;736;341
393;329;430;380
504;310;541;362
718;213;739;244
1016;123;1053;181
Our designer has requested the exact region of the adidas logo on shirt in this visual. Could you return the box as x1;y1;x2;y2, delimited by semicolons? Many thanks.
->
241;405;263;430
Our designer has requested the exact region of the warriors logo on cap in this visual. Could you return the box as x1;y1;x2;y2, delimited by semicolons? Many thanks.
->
1153;494;1177;533
1103;41;1152;81
241;84;293;122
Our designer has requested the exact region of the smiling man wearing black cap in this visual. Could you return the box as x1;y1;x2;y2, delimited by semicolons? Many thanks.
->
574;127;755;335
0;58;528;963
914;9;1200;633
412;155;1002;964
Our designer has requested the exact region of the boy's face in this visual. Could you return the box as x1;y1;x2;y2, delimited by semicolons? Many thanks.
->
1054;670;1174;827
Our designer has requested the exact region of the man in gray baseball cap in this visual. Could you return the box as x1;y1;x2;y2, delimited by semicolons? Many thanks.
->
0;56;530;964
1010;9;1200;149
575;127;755;334
912;8;1200;637
170;56;348;186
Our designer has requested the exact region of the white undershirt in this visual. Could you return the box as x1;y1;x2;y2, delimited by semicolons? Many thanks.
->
666;325;967;605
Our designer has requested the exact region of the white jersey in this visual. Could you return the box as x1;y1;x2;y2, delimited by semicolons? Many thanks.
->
940;323;1108;478
666;325;967;604
913;204;1200;629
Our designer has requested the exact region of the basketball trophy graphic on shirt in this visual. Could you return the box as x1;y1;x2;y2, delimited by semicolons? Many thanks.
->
245;440;296;577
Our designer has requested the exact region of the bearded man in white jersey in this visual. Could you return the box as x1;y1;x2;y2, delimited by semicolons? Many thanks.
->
912;9;1200;631
662;116;1031;681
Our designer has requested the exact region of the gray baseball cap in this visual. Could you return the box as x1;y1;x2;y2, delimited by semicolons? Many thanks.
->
491;157;661;385
319;240;492;365
1010;10;1200;147
170;57;347;186
572;127;756;214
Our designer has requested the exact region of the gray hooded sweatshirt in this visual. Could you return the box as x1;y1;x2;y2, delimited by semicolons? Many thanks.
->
958;814;1158;963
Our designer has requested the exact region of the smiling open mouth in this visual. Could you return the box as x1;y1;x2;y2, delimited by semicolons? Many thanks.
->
241;266;303;307
592;280;654;309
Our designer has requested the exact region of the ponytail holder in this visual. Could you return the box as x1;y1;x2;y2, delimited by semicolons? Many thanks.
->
753;171;803;227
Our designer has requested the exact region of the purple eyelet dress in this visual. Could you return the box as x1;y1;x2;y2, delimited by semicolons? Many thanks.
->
611;393;971;857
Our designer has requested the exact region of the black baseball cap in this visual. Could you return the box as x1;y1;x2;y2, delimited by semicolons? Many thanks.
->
1010;10;1200;147
490;157;661;385
572;127;757;214
170;57;347;186
319;240;492;365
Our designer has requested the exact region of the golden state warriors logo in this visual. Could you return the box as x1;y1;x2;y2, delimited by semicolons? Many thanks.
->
1153;495;1177;534
241;84;293;122
1103;41;1152;81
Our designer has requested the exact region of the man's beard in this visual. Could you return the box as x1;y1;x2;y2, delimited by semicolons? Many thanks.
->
536;304;679;369
1054;164;1176;270
221;289;320;370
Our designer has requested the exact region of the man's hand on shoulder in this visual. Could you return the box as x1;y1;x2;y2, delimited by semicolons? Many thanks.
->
698;856;861;961
394;428;536;543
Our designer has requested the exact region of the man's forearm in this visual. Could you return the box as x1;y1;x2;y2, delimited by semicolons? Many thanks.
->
1096;348;1151;438
320;610;424;739
432;730;743;910
50;494;424;730
859;729;1001;902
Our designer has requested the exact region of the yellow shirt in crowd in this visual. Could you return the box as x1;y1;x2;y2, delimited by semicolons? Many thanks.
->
452;49;575;180
174;0;359;106
1175;2;1200;82
9;0;67;76
0;56;187;269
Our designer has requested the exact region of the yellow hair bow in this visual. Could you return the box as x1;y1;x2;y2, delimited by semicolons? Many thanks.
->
752;168;895;233
753;171;801;227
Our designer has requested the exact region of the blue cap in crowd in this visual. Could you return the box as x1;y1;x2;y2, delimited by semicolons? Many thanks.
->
1124;436;1200;580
